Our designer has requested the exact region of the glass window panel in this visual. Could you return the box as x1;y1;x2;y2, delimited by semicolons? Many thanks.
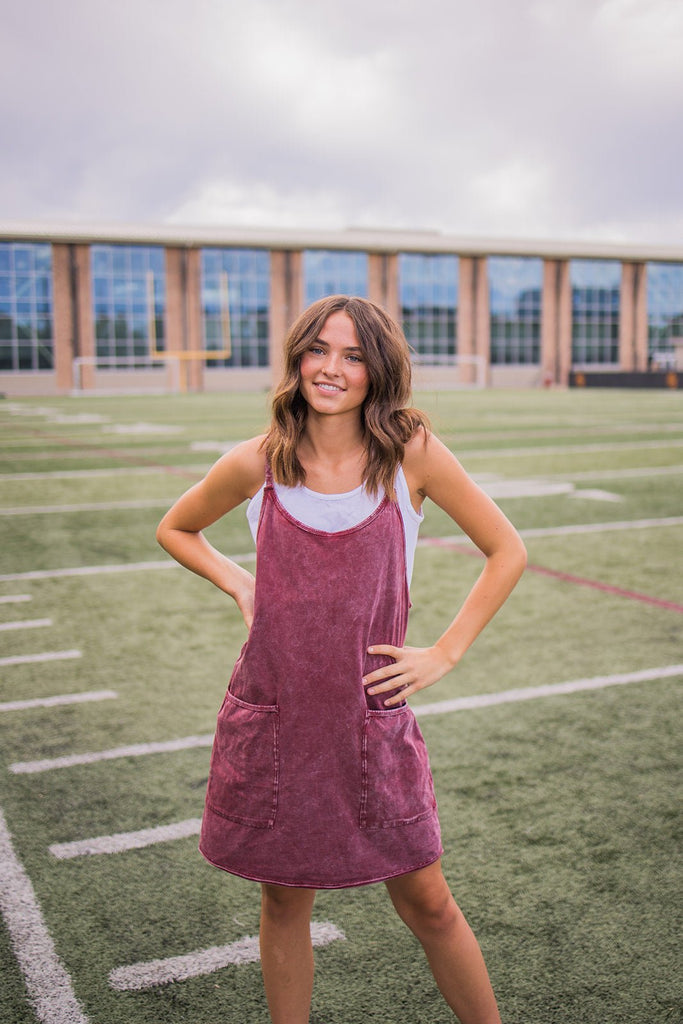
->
37;344;53;369
112;249;128;274
0;245;11;273
92;248;111;274
647;262;683;359
148;249;164;274
114;316;129;339
17;318;34;340
570;259;620;365
90;245;166;367
200;247;270;368
202;250;220;275
488;256;542;365
93;277;111;301
303;250;368;305
18;344;34;369
398;253;458;362
34;245;51;271
0;343;13;369
14;248;33;273
130;250;146;274
15;277;33;300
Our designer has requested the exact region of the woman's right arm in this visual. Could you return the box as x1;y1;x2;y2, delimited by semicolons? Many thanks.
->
156;435;266;629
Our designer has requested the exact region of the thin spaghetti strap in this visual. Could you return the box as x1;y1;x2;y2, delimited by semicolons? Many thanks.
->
264;460;274;491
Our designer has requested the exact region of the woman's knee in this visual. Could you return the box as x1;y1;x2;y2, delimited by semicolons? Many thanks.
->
261;884;316;925
386;866;460;937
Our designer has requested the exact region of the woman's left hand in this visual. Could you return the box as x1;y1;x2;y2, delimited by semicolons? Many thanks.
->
362;643;454;707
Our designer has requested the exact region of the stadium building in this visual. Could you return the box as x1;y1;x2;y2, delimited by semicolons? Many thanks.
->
1;222;682;395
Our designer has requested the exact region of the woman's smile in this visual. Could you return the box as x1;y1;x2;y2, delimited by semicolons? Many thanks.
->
299;311;369;415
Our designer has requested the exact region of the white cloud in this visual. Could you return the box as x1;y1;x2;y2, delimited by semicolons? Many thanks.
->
1;0;682;244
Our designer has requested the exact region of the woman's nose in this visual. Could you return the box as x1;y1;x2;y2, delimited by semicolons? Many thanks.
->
322;354;341;376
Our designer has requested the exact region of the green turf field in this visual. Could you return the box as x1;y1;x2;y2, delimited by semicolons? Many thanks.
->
0;387;681;1024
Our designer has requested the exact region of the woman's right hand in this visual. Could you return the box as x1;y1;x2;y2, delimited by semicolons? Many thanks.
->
231;566;256;631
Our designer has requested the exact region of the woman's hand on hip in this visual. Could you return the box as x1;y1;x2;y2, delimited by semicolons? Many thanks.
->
231;568;256;631
362;643;454;707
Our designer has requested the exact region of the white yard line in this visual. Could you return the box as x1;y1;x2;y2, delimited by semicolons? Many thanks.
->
0;499;174;516
413;664;683;717
0;594;32;604
0;808;89;1024
13;664;681;778
9;734;216;775
458;438;683;459
518;516;683;538
0;466;209;482
0;561;183;583
109;921;346;991
0;690;117;713
0;618;52;631
541;464;683;482
50;818;203;859
0;555;254;583
0;650;82;667
420;516;683;550
3;512;681;586
0;462;679;485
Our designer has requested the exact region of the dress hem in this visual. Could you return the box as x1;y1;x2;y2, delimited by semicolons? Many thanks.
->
198;843;444;890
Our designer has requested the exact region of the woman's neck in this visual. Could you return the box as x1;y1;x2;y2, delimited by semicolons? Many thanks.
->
298;415;367;491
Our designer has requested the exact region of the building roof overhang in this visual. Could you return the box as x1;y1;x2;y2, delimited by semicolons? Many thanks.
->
0;219;682;263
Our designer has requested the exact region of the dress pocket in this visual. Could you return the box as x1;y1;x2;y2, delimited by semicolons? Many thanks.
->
205;691;280;829
359;705;436;830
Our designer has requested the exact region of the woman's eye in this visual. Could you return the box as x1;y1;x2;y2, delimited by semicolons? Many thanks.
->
347;354;362;363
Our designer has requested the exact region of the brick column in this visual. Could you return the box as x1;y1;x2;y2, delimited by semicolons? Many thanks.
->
557;260;572;385
185;248;204;392
541;259;558;385
368;253;400;321
269;250;303;386
634;262;648;371
457;257;475;385
620;262;636;371
164;247;204;392
51;244;74;392
619;261;648;371
474;256;490;385
66;244;95;390
457;256;489;385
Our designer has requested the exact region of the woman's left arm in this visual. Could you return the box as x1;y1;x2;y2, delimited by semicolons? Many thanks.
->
364;431;527;707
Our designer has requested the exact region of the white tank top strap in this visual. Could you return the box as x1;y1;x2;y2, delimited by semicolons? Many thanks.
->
246;465;423;585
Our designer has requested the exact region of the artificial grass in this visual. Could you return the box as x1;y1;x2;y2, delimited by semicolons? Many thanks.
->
1;388;681;1024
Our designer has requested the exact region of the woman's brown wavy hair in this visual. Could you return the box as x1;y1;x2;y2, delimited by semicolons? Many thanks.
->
264;295;429;499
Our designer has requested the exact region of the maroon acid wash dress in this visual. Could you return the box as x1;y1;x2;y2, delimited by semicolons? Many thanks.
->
199;466;443;888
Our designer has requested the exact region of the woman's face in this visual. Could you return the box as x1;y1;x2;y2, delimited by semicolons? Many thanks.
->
298;311;370;419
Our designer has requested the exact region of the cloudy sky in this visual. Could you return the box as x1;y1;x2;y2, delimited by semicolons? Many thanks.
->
3;0;682;244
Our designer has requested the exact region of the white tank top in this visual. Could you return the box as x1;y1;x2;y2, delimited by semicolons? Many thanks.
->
247;466;423;585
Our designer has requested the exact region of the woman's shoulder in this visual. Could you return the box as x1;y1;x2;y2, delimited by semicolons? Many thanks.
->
402;426;462;497
207;434;267;500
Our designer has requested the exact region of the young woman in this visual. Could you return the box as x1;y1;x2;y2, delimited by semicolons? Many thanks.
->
157;295;527;1024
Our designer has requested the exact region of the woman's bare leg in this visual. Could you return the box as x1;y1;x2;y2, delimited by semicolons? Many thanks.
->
259;883;317;1024
385;860;501;1024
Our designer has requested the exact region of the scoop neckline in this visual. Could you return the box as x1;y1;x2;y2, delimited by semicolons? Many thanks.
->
269;486;390;537
296;481;365;500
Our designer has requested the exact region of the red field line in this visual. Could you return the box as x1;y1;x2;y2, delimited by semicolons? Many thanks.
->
16;427;202;480
420;537;683;614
